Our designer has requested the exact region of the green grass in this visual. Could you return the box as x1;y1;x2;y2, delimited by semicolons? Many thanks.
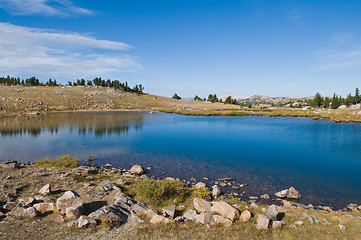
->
130;178;210;208
35;155;79;168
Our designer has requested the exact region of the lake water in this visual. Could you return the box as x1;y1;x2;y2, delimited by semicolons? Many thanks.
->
1;111;360;209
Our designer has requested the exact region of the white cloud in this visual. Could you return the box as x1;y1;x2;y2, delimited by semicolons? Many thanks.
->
313;48;361;71
0;0;94;16
0;23;140;79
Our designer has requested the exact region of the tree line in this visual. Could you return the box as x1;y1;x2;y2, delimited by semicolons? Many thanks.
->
0;75;144;94
172;92;250;107
308;88;360;109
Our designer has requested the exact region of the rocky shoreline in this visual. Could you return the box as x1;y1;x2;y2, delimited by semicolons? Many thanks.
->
0;160;361;239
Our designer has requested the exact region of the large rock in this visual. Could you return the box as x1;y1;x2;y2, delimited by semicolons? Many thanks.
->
162;205;176;218
131;202;148;214
193;198;211;212
21;207;38;218
88;204;128;226
129;165;144;175
38;184;51;195
183;209;197;221
143;209;158;221
266;205;279;221
210;201;239;221
213;215;232;227
149;214;172;224
212;185;221;198
274;189;288;198
287;187;301;199
256;214;270;230
194;212;215;225
18;197;36;207
33;203;55;214
275;187;301;200
78;215;97;228
56;191;83;214
240;210;251;222
65;205;84;219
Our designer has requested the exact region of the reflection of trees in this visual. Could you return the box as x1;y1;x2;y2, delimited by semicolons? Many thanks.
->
0;112;145;137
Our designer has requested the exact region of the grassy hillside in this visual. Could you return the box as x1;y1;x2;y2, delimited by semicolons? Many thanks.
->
0;85;239;117
1;85;361;123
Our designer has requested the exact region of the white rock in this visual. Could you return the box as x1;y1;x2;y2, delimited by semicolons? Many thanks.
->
38;184;51;195
129;165;144;175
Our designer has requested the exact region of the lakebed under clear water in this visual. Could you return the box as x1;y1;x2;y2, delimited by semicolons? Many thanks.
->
1;111;360;209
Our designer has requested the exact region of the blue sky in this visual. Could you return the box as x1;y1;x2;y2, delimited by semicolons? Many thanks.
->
0;0;361;98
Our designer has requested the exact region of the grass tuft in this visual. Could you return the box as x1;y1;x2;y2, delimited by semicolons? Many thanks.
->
35;155;79;168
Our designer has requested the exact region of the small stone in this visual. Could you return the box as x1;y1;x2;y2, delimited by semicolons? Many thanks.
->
338;224;346;231
115;179;125;185
193;198;211;212
256;214;270;230
53;215;64;223
195;182;206;189
260;194;270;199
250;202;259;209
38;184;51;195
66;219;78;227
162;205;176;218
195;212;215;225
261;207;267;213
33;203;54;214
249;196;258;200
212;185;221;198
213;215;232;227
272;221;283;228
22;207;38;218
150;215;172;224
275;187;301;200
4;202;17;211
98;182;116;192
275;189;288;198
143;209;157;221
34;195;51;203
129;165;144;175
78;215;97;228
18;197;36;207
219;182;227;187
282;200;292;208
308;215;319;225
174;216;184;222
240;210;251;222
183;209;197;221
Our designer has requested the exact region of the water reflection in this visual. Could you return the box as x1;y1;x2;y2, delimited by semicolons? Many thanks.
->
0;112;144;137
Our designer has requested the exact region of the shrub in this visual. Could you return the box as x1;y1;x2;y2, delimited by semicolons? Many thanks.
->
191;187;211;200
35;155;79;168
134;178;190;207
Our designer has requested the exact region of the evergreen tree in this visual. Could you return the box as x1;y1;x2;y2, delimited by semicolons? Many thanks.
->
172;93;181;99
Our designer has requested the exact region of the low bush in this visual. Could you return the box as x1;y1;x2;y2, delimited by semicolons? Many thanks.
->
133;178;191;207
35;155;79;168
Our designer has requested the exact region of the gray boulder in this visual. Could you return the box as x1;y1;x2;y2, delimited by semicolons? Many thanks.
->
88;204;128;226
256;214;270;230
162;205;176;218
78;215;97;228
56;190;83;215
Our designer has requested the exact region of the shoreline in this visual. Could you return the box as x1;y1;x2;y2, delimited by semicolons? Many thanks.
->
0;159;360;239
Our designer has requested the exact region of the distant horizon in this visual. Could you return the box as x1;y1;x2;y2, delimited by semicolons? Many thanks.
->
1;1;361;98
